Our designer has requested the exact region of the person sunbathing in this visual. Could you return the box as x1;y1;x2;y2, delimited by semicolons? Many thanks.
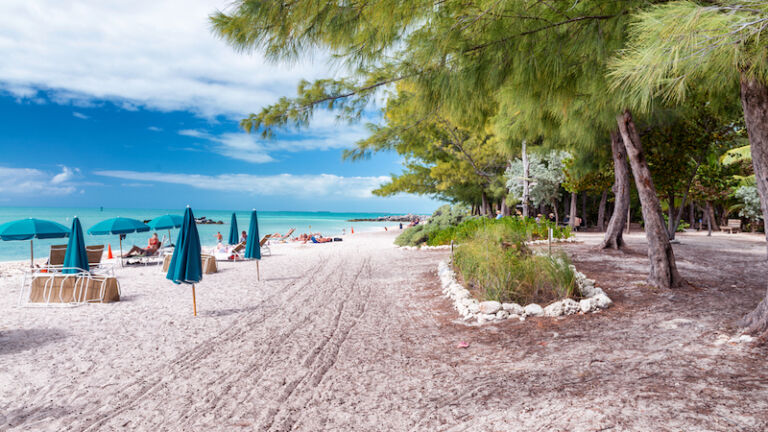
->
293;233;311;242
310;234;333;243
125;233;161;257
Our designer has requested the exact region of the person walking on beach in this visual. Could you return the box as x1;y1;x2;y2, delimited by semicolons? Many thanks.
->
215;231;223;242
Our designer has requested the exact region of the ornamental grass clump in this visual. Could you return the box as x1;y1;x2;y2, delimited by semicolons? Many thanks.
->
453;224;579;305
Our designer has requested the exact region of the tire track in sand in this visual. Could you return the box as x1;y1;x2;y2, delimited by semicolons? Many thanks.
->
65;257;328;432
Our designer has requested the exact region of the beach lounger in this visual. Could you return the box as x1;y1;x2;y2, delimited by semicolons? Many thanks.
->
276;228;295;242
84;244;116;276
19;267;120;306
41;244;68;271
162;254;217;274
260;235;273;256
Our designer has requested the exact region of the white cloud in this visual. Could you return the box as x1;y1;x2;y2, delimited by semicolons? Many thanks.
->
0;166;78;195
177;111;369;163
147;126;163;132
0;1;331;118
72;111;89;119
50;166;81;184
95;170;389;199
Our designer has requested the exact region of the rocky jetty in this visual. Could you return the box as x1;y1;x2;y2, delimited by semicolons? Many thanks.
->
195;217;224;225
348;214;423;222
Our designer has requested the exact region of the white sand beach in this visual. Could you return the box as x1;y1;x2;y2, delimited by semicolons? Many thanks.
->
1;230;768;431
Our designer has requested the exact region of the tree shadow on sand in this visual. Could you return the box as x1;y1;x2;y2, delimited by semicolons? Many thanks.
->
0;328;67;356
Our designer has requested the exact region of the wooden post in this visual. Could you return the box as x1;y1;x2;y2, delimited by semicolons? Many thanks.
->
548;228;552;256
522;140;529;218
192;284;197;316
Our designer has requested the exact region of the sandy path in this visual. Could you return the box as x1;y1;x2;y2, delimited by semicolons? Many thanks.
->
1;230;767;431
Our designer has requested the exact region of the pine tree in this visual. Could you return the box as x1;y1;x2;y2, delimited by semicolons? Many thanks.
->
609;0;768;334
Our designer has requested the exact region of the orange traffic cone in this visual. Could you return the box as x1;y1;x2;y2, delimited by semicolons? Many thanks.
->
351;227;354;234
107;244;114;259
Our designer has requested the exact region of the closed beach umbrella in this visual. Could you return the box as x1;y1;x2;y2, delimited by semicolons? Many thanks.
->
0;218;70;267
63;217;89;274
228;212;239;245
244;210;261;280
166;206;202;316
87;217;150;266
148;214;183;245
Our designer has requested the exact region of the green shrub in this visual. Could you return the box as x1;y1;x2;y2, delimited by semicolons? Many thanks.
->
453;223;578;304
394;204;474;246
394;224;428;246
427;217;570;246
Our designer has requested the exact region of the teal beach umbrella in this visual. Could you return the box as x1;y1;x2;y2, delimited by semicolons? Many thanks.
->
244;210;261;280
166;207;202;316
88;217;150;265
63;217;89;274
245;210;261;260
88;217;150;235
228;213;239;245
148;214;183;245
0;218;70;267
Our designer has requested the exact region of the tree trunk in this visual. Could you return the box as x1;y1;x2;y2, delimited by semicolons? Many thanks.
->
706;203;719;232
568;192;577;229
551;200;559;225
667;191;676;240
600;130;630;249
521;140;530;218
481;192;489;217
597;189;608;232
738;75;768;334
689;202;695;227
581;192;588;228
617;110;684;288
501;196;509;217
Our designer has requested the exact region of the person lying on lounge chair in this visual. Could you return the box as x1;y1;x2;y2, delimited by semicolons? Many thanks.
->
125;233;161;257
293;233;312;242
310;235;333;243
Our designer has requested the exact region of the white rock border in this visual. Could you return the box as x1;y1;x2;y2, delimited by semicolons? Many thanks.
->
437;259;612;325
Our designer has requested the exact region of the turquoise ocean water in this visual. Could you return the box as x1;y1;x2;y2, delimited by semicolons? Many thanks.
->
0;207;413;262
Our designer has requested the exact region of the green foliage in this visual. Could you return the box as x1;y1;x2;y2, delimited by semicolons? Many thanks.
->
394;204;473;246
609;1;767;111
427;217;570;247
505;150;570;208
733;185;763;221
453;223;578;304
393;225;428;247
428;204;470;227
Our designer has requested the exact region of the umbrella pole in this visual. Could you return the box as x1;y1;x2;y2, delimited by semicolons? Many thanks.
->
119;237;123;268
30;240;34;268
168;229;172;245
256;260;260;281
192;284;197;316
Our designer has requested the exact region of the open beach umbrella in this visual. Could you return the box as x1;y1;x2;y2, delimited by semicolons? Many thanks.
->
148;214;183;245
228;212;239;245
63;217;89;274
87;217;150;266
166;206;202;316
0;218;70;267
244;209;261;280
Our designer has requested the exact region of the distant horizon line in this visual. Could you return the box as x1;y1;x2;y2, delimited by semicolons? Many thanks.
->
0;205;433;215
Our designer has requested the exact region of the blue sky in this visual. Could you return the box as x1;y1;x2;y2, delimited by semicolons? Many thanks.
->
0;0;442;213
